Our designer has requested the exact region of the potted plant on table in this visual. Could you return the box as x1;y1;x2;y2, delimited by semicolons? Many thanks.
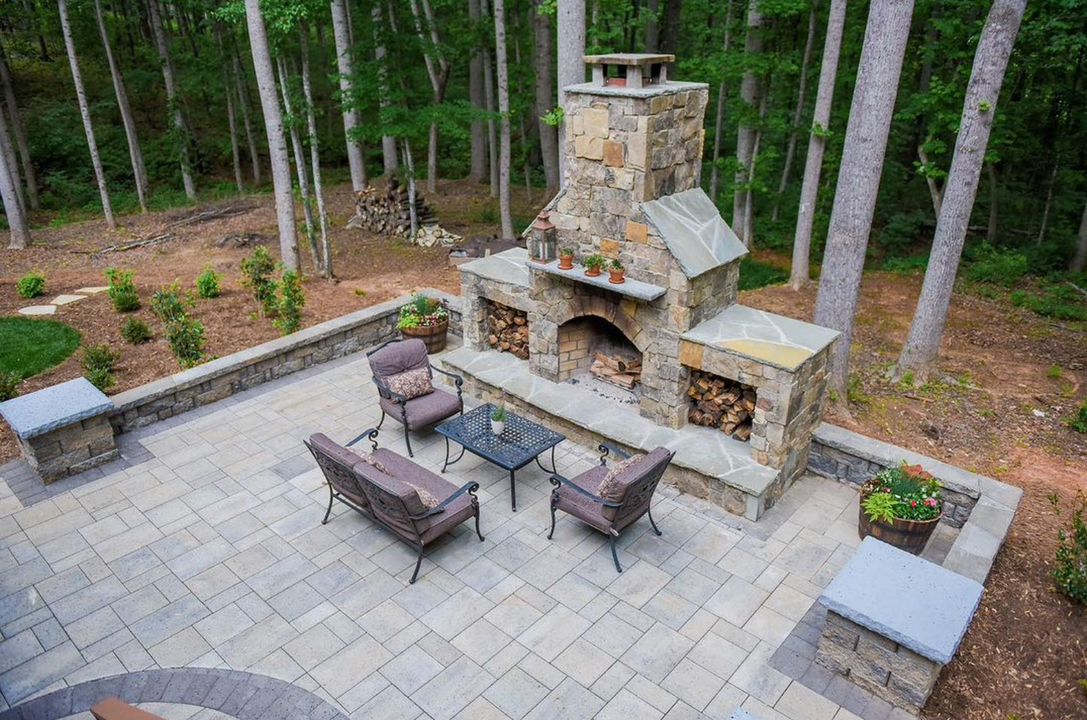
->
608;259;626;284
397;293;450;353
859;462;943;555
583;253;606;277
490;405;508;435
558;247;575;270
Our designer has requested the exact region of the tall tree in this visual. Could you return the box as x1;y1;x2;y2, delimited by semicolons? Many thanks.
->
708;0;735;204
468;0;488;183
813;0;914;395
1072;199;1087;273
214;24;244;193
897;0;1027;377
556;0;585;186
372;3;398;175
790;0;847;290
232;47;263;186
409;0;451;195
330;0;366;193
276;57;319;274
243;0;298;270
533;0;559;193
299;23;331;278
147;0;196;201
94;0;148;211
0;102;29;248
732;0;763;241
58;0;114;230
493;0;514;238
771;2;817;222
0;37;38;211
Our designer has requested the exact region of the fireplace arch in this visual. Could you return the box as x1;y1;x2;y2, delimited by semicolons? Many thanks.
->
553;296;650;354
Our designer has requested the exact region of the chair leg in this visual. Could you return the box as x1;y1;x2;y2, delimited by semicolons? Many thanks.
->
322;488;334;525
547;499;557;540
404;422;414;458
376;410;386;430
474;506;485;542
648;506;662;536
609;534;622;573
410;546;425;584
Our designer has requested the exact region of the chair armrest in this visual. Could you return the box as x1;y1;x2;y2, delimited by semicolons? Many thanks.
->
372;376;408;404
346;428;380;449
549;474;621;508
598;443;631;466
431;366;464;396
410;481;480;520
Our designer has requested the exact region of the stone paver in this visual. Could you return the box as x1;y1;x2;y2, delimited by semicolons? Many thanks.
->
16;305;56;316
0;349;878;719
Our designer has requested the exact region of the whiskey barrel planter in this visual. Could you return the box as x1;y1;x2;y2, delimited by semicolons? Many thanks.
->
401;319;449;353
858;501;941;555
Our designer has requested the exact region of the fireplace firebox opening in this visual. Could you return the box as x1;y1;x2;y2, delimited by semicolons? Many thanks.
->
688;369;756;441
558;316;643;402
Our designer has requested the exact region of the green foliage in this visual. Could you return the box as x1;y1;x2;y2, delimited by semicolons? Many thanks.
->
882;255;929;275
0;317;81;379
195;266;222;299
0;372;20;401
15;272;45;299
239;247;279;317
582;253;606;271
397;293;448;330
491;405;508;421
846;375;870;405
120;317;153;345
861;463;943;523
1049;491;1087;604
1048;364;1063;379
962;244;1030;287
151;283;188;325
1067;401;1087;434
1010;285;1087;321
82;343;119;391
105;268;140;312
273;270;305;335
738;258;788;291
540;107;564;127
164;316;207;369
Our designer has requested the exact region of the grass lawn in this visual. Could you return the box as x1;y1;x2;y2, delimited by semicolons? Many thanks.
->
0;317;82;378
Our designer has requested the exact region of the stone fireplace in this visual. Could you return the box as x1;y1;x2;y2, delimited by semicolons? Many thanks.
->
449;53;840;520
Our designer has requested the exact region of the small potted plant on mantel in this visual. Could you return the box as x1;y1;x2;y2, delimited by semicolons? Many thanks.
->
490;404;508;435
859;462;943;555
558;247;575;270
583;253;606;277
608;259;626;284
397;293;450;353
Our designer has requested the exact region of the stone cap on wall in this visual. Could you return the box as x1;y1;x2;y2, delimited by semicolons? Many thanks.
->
460;247;532;289
564;79;709;99
819;537;983;664
682;305;839;371
641;188;747;278
0;378;113;439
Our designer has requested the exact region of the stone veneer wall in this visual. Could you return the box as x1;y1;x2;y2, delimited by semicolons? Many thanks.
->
17;415;118;484
110;290;461;434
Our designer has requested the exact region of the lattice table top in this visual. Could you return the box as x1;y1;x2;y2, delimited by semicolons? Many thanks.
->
435;403;565;470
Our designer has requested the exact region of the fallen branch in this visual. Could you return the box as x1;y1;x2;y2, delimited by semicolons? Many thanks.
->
1066;281;1087;299
93;233;174;255
165;204;250;229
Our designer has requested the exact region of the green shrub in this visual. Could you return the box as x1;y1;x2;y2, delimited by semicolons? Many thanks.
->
738;257;788;291
150;282;188;324
882;255;929;274
105;268;140;312
1010;285;1087;321
1049;491;1087;604
164;315;206;369
1067;401;1087;434
239;247;279;316
0;371;20;401
273;269;305;335
196;266;222;299
962;244;1029;287
15;271;45;299
120;317;152;345
82;343;119;391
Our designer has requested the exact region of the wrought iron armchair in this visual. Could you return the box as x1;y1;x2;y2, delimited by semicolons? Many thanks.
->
366;338;464;457
548;443;674;572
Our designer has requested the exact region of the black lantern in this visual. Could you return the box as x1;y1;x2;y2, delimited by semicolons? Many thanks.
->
529;211;557;262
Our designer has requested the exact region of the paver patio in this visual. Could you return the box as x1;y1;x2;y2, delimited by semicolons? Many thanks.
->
0;348;910;720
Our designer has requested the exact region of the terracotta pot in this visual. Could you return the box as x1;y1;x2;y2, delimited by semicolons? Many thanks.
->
558;255;574;270
608;268;626;284
858;499;941;555
400;318;448;353
585;266;602;277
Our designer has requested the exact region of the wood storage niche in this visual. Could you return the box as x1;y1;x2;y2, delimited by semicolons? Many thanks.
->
688;369;756;441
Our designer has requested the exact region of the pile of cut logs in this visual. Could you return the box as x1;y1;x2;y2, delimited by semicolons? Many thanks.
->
688;369;757;441
486;302;529;359
352;180;436;237
590;351;643;389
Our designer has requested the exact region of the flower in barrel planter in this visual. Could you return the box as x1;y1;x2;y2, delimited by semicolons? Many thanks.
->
397;293;450;353
859;462;943;554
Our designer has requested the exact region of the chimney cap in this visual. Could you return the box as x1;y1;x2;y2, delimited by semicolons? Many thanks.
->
583;53;675;90
583;53;675;66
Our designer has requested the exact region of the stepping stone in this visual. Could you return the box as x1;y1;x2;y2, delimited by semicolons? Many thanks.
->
51;294;87;306
74;286;109;295
18;305;57;316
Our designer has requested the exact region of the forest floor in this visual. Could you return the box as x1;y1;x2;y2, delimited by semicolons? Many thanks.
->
2;180;1085;719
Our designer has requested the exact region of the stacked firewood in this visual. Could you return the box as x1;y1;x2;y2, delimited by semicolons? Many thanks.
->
688;370;757;441
352;180;437;237
590;351;643;389
486;302;529;359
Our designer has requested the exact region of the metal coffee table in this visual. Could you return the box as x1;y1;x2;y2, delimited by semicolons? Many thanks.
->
435;403;564;511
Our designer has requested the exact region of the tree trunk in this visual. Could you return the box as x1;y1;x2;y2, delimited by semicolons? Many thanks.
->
743;84;769;247
732;0;763;239
708;0;735;204
403;139;419;237
0;103;24;219
371;3;399;175
147;0;196;201
917;144;943;218
330;0;367;193
482;0;499;197
556;0;585;186
0;97;29;248
58;0;115;230
1071;198;1087;273
214;24;244;194
645;0;660;50
813;0;914;396
299;23;332;278
493;0;514;238
660;0;683;74
277;56;320;276
513;28;533;205
1036;160;1057;245
771;2;817;222
468;0;488;182
0;37;38;211
897;0;1026;377
986;162;998;243
243;0;298;270
533;0;559;193
232;47;263;186
409;0;450;196
790;0;847;290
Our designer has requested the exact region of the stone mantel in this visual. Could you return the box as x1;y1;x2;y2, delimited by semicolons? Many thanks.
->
528;259;667;302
